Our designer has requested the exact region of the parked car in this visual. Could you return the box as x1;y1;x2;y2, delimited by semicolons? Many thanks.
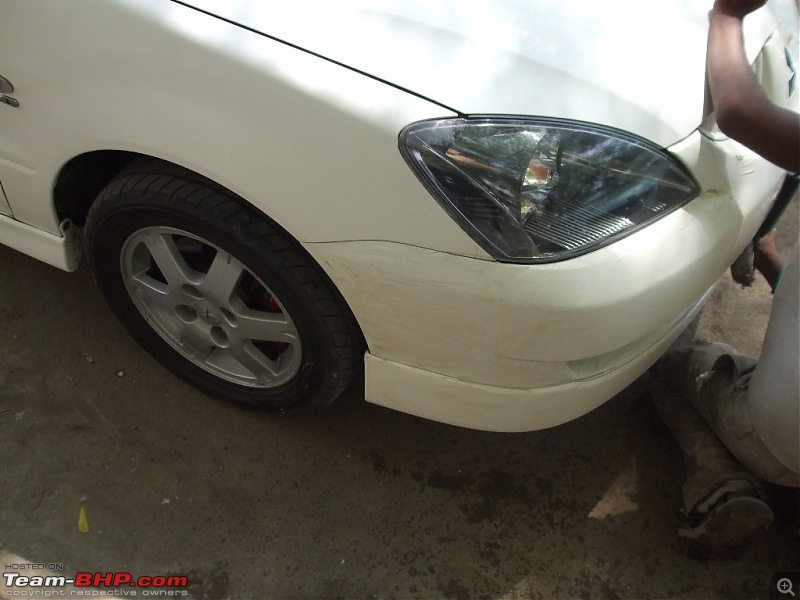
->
0;0;796;431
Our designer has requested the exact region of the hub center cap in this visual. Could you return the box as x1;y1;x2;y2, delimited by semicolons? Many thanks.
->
195;300;222;325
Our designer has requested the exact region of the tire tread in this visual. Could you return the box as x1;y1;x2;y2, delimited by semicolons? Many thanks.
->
85;159;362;411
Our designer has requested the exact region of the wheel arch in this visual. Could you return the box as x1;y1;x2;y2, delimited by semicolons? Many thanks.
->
55;150;369;355
53;150;139;227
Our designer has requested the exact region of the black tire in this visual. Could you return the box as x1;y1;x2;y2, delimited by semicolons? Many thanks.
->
84;159;362;412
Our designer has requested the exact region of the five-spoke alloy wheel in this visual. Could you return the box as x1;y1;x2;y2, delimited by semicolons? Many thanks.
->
120;226;302;388
86;160;361;412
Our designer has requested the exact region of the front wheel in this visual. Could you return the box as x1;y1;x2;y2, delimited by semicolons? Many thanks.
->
85;161;361;412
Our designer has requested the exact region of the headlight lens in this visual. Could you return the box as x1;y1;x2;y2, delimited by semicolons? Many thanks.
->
399;118;700;263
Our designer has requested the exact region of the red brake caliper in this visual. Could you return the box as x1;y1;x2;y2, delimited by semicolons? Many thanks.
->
247;279;289;353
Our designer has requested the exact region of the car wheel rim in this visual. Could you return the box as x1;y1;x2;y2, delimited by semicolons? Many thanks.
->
120;226;303;388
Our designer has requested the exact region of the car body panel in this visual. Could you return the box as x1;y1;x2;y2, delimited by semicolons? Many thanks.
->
292;111;787;431
177;0;782;147
306;132;785;430
0;180;10;216
362;311;698;433
0;0;795;430
0;0;482;258
0;214;81;271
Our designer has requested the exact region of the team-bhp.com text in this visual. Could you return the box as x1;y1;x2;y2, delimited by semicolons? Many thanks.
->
4;572;188;597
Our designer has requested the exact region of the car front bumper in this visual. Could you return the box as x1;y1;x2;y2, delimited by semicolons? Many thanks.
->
305;131;786;431
361;294;706;432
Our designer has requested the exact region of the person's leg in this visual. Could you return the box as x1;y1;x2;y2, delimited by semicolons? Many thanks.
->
649;375;772;550
745;242;800;481
658;244;800;488
658;343;798;487
648;375;757;514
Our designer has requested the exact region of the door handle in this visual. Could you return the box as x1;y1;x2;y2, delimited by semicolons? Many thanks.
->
0;75;19;107
0;75;12;94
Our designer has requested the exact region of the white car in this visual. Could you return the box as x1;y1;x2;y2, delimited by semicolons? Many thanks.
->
0;0;796;431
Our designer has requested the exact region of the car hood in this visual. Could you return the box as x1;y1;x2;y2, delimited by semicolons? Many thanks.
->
175;0;781;147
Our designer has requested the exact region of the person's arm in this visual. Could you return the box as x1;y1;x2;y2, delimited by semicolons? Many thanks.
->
707;0;800;172
753;230;787;291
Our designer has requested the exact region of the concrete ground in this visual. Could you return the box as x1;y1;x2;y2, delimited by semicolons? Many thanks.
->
0;200;797;599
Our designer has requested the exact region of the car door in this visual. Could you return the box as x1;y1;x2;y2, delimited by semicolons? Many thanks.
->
0;74;16;216
0;180;11;216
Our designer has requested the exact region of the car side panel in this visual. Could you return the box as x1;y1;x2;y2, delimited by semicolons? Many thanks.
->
0;0;483;257
0;180;10;215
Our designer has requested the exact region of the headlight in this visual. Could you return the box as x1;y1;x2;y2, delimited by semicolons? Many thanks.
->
399;117;700;263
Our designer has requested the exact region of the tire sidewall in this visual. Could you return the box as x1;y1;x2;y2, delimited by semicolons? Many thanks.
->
86;186;339;412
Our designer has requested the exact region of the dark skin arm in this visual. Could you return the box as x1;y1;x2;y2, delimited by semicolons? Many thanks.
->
753;229;786;288
707;0;800;172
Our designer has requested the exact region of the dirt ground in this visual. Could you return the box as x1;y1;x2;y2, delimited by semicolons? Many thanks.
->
0;199;797;600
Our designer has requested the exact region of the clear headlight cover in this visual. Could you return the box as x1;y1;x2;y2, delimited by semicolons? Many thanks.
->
399;118;700;263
